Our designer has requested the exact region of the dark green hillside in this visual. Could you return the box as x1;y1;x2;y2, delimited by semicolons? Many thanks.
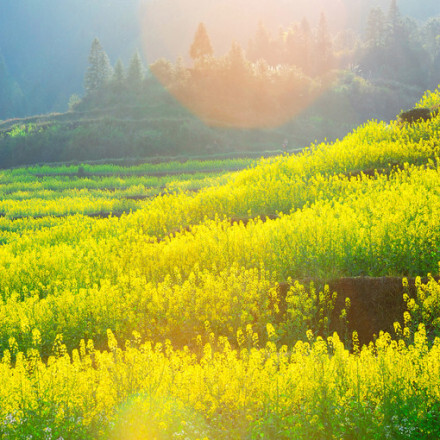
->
0;73;423;169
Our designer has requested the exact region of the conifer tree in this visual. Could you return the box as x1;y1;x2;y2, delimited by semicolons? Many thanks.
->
386;0;404;46
127;51;144;89
249;21;272;62
226;41;249;85
365;8;386;48
315;12;333;73
190;23;214;61
285;24;301;66
228;41;247;72
84;38;113;94
112;59;125;85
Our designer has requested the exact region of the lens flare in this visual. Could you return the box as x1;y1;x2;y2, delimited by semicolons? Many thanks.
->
109;394;209;440
140;0;350;128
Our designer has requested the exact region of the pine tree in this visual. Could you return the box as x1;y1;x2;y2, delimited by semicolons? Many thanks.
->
190;23;214;61
127;51;144;89
386;0;404;46
112;59;125;85
249;21;272;62
226;40;249;84
84;38;113;93
365;8;386;48
315;12;333;74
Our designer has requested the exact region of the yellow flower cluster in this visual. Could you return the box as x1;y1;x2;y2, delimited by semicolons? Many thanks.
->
0;327;439;439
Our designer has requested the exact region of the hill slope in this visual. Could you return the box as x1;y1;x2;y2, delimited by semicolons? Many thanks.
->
1;88;440;438
0;73;424;168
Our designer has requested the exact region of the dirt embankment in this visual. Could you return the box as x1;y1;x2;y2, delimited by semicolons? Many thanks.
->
278;276;440;346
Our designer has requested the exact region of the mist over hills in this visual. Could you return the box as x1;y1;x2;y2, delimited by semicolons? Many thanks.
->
1;0;439;120
0;0;140;117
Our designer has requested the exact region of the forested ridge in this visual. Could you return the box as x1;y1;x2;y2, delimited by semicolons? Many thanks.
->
1;0;439;167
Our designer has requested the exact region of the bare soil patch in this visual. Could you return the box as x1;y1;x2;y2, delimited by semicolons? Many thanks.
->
278;276;440;346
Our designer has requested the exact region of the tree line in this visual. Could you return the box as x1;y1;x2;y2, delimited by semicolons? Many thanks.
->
77;0;440;128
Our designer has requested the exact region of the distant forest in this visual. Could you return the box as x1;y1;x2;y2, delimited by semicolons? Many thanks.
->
0;0;439;121
75;0;440;127
1;1;440;168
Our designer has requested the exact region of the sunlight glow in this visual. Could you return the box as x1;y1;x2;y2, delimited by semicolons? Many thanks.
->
140;0;348;128
110;395;208;440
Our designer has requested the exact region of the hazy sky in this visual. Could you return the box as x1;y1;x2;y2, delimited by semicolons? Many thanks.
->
140;0;440;61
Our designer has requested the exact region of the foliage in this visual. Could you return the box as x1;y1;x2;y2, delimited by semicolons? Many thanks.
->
3;9;434;168
112;59;125;91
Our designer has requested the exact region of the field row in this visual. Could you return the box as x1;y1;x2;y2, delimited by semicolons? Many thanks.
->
1;325;438;439
3;157;255;179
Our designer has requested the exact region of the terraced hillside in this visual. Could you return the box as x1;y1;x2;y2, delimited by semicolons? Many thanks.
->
2;89;440;439
0;98;295;169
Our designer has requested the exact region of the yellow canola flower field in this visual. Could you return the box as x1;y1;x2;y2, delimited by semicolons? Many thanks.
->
2;163;440;359
1;327;440;440
0;89;440;438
